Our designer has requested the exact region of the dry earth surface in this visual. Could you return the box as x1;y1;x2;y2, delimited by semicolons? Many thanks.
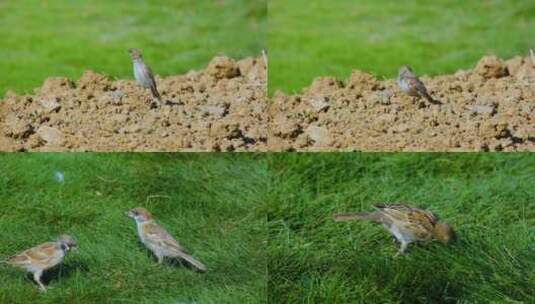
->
0;55;267;151
269;55;535;151
2;54;534;152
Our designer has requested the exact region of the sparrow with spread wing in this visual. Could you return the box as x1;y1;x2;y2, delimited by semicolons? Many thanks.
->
2;234;77;292
334;203;455;257
126;207;207;272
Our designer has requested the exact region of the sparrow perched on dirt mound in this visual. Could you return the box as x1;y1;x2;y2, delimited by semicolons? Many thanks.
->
334;203;455;256
127;48;161;102
126;207;207;272
398;66;438;104
2;235;78;292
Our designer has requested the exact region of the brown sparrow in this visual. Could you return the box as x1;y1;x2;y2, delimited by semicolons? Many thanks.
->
127;48;161;101
126;207;207;272
334;203;455;257
2;235;78;292
398;66;438;104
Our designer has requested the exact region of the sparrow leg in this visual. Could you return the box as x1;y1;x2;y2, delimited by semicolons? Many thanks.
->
156;254;164;264
394;242;408;258
33;271;47;292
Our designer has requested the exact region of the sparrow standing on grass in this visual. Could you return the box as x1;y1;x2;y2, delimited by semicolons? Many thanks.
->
334;203;455;257
2;235;78;292
398;66;438;104
128;48;161;102
126;207;207;272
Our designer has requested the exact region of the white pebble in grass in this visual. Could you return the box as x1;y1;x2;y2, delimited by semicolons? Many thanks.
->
54;171;65;183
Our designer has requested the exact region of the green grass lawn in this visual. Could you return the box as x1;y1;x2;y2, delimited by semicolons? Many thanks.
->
268;153;535;303
0;0;266;97
0;154;268;304
2;153;534;303
269;0;535;94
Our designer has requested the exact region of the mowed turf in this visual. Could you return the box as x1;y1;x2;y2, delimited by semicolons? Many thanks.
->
269;0;535;93
268;153;535;303
0;0;266;97
0;154;268;304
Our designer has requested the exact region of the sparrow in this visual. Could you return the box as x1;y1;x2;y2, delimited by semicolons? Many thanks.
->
334;203;455;257
2;235;78;292
398;66;438;104
127;48;161;102
126;207;207;272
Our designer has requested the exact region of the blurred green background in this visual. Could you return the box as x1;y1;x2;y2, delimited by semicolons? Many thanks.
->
269;0;535;94
0;154;268;304
0;0;266;97
268;153;535;303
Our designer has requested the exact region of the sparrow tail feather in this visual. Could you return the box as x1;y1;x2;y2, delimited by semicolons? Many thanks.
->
177;252;207;272
422;91;439;104
150;85;161;100
333;212;380;222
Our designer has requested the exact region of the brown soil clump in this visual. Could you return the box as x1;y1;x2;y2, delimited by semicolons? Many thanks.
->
0;55;267;151
269;55;535;151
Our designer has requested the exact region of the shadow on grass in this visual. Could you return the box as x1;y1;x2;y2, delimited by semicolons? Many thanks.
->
29;260;89;288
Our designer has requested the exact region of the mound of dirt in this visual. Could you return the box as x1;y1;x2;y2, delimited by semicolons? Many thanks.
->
0;55;267;151
268;55;535;151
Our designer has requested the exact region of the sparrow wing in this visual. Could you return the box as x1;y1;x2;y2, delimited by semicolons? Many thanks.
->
376;204;436;240
374;203;413;221
408;75;436;103
143;63;160;99
143;223;207;272
406;75;425;92
403;209;436;240
413;79;429;95
142;222;186;254
8;242;58;268
142;222;206;271
6;253;29;266
142;64;154;84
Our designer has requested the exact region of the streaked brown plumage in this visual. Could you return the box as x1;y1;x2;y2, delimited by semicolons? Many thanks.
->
334;203;455;256
128;48;161;101
398;66;438;104
126;207;207;272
